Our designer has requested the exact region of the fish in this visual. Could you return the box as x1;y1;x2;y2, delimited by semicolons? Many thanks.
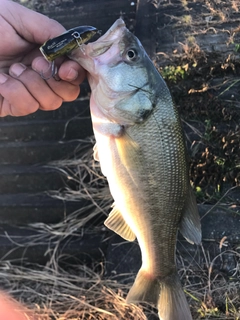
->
69;19;202;320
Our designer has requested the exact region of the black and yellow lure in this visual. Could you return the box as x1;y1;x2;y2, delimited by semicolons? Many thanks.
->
40;25;98;79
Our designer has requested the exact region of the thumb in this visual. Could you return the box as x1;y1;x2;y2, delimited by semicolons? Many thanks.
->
0;292;36;320
1;0;65;44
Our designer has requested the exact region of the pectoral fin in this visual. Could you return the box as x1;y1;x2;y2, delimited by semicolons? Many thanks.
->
116;133;140;174
104;204;136;241
179;186;202;245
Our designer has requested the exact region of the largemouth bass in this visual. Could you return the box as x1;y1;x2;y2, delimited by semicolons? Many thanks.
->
70;19;201;320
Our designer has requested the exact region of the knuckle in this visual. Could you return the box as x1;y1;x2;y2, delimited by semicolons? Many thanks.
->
47;97;62;110
30;101;40;114
63;85;80;102
18;101;39;116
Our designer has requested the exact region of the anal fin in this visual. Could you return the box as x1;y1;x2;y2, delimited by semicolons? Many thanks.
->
104;204;136;241
179;185;202;245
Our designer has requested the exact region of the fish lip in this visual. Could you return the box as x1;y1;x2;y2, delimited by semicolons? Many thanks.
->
95;18;126;43
90;18;127;57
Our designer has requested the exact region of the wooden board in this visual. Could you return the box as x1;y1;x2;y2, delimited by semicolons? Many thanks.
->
42;0;137;35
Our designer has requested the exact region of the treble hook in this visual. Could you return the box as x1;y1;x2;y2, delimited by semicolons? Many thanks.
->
40;61;59;81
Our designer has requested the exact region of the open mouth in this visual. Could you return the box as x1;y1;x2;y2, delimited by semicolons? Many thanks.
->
87;19;127;57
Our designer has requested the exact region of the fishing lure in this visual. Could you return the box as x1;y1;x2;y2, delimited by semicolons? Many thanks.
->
40;25;98;79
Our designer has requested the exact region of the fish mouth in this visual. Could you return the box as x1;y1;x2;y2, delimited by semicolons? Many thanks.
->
87;18;127;57
70;18;127;60
95;18;126;44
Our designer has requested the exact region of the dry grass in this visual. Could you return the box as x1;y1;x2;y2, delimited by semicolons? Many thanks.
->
1;227;240;319
0;261;151;320
177;244;240;319
0;137;239;319
0;138;151;320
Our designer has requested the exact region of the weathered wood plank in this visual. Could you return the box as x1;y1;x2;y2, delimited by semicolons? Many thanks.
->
0;165;66;194
135;0;157;57
0;193;89;225
0;226;107;264
0;140;81;165
0;117;92;142
41;0;136;33
0;99;90;123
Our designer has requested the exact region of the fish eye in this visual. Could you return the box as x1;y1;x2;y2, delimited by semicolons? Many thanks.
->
126;48;138;61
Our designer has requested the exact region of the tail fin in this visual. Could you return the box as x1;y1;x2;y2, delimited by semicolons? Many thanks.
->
126;269;160;305
126;269;192;320
158;273;192;320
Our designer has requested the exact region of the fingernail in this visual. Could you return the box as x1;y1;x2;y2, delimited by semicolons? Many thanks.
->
0;73;8;84
32;57;51;73
10;63;27;77
65;67;78;81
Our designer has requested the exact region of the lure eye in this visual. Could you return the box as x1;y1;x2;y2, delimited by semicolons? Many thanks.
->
126;48;138;61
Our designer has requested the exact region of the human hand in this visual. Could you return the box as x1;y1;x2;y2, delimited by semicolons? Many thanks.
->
0;0;85;117
0;291;36;320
